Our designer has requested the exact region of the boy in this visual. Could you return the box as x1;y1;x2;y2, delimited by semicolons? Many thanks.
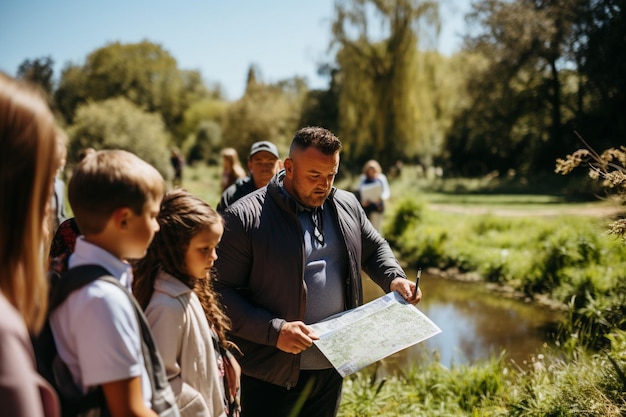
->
50;149;167;417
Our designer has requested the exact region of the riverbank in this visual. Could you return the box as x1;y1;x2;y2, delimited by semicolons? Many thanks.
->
429;266;569;312
336;192;626;416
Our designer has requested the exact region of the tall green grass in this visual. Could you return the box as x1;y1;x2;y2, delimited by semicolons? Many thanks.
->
179;164;626;415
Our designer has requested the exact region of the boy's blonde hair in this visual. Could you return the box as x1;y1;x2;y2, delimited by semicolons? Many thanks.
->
0;73;63;333
69;149;165;235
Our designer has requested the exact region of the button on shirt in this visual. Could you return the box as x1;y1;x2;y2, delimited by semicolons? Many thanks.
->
296;202;348;370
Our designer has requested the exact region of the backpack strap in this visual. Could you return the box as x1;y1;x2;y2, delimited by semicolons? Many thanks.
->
90;277;179;416
49;265;177;416
44;264;111;416
48;264;111;311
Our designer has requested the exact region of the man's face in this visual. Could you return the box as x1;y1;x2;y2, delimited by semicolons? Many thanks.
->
249;151;279;188
283;147;339;208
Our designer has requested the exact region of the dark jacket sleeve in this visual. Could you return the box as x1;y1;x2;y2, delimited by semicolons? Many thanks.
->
335;189;406;293
214;205;284;347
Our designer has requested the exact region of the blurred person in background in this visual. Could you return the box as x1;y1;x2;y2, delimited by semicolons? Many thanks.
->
220;148;246;192
217;141;281;212
49;129;68;235
357;159;390;233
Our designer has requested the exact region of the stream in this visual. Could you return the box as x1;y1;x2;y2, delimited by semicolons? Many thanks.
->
361;270;563;374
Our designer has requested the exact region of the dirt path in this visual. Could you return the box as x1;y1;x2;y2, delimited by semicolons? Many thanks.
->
428;203;625;218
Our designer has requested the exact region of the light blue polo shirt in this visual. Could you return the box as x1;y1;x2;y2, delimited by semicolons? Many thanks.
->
50;237;152;407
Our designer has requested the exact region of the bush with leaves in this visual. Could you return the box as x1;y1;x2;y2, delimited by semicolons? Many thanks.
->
67;97;172;179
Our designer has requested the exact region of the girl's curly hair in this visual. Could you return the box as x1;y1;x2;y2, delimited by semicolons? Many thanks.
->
133;188;236;351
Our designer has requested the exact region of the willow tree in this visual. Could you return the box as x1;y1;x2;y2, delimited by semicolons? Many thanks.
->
331;0;439;170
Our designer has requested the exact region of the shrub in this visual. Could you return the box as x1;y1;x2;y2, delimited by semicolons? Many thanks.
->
68;97;172;178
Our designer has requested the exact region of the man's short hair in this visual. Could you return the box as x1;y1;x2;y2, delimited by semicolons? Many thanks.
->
68;149;165;235
290;126;342;156
250;141;279;158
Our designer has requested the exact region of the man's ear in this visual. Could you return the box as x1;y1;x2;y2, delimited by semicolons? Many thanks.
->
112;207;132;229
283;157;293;175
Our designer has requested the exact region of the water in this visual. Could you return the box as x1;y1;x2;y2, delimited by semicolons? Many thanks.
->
361;270;563;374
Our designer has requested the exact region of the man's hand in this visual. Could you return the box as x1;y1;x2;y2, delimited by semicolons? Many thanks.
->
390;277;422;305
276;321;319;354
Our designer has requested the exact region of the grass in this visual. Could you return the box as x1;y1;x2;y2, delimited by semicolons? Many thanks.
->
176;163;626;415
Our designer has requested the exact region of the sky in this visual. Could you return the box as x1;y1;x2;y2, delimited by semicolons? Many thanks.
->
0;0;470;101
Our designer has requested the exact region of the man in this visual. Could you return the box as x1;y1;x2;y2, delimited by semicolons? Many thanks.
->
214;126;421;417
216;140;280;212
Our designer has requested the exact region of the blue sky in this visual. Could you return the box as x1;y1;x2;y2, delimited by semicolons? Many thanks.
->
0;0;469;100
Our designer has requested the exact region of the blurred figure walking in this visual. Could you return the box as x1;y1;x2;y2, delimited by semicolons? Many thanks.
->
357;160;390;233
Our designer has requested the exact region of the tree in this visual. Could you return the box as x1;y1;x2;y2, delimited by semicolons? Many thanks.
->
221;72;307;158
330;0;440;170
17;56;55;99
186;120;223;165
67;97;172;178
445;0;599;178
298;63;340;134
175;97;229;150
54;41;210;135
54;64;89;125
574;0;626;148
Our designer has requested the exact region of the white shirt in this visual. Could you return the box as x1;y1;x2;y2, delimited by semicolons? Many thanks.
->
50;237;152;408
146;270;227;417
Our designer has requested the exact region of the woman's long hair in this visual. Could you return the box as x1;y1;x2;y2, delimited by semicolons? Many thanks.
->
133;188;235;350
0;73;62;333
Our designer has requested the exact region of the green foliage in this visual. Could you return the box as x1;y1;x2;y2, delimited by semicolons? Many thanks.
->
298;82;340;135
175;98;228;149
54;41;210;135
339;356;508;416
557;142;626;244
338;344;626;416
177;163;626;415
17;56;55;99
331;0;442;170
385;198;424;242
386;199;625;298
221;75;306;158
558;281;626;352
502;349;626;416
67;97;172;178
382;185;626;358
445;0;624;178
185;120;222;165
177;163;222;207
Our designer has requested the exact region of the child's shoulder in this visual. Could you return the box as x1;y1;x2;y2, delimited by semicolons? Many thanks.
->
148;275;192;313
60;279;133;318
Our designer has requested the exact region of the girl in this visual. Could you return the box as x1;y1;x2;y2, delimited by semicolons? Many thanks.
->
0;72;63;417
133;189;241;416
220;148;246;192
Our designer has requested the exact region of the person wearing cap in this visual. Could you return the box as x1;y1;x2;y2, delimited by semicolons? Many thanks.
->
216;141;281;212
213;127;420;417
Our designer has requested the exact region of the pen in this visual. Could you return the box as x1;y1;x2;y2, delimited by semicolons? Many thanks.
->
413;268;421;298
